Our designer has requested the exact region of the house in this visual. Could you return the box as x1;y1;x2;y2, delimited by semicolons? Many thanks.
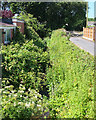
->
0;18;24;44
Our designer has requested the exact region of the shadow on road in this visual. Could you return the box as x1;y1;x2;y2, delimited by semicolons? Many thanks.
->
66;31;83;37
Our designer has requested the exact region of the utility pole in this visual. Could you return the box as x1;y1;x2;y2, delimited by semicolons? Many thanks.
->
86;2;88;27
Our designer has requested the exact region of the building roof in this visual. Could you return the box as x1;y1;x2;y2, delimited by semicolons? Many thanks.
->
0;22;16;29
0;22;15;27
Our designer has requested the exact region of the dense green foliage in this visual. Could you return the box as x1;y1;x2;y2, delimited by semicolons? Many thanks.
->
88;18;96;21
1;84;48;119
1;27;95;119
2;13;49;91
1;4;95;119
1;14;49;119
95;17;96;21
2;40;48;91
46;29;94;118
10;2;86;31
13;13;51;39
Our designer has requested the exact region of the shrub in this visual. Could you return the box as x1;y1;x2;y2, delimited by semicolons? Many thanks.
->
1;13;50;119
15;13;51;39
1;84;48;120
46;29;94;118
2;39;49;91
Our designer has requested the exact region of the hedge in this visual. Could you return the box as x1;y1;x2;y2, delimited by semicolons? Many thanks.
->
46;29;94;118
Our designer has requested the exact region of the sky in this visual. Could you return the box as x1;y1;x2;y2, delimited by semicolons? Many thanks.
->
88;2;94;18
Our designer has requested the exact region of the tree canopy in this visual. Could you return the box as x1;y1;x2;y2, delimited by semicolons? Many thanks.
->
1;2;87;31
9;2;86;31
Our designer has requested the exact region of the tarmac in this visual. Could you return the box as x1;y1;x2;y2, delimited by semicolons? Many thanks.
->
70;36;94;56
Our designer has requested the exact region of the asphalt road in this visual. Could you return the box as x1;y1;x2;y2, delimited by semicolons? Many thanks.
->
70;36;94;56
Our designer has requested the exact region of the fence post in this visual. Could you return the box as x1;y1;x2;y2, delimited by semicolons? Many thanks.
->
83;27;84;37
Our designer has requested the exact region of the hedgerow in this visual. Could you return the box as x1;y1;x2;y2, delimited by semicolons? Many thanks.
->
1;12;94;119
1;14;49;119
46;29;94;118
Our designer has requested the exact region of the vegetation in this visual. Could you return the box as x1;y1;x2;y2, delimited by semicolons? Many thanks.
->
86;25;95;28
1;84;47;119
1;2;95;119
1;28;94;119
88;18;96;21
8;2;87;31
46;29;94;118
1;14;49;119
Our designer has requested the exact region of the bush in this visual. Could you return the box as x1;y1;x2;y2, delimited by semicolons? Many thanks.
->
1;84;48;120
2;13;49;91
15;13;51;39
12;27;26;45
46;29;94;118
1;13;50;119
2;39;49;91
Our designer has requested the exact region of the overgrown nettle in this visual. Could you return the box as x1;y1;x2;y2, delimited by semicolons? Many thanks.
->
0;10;14;18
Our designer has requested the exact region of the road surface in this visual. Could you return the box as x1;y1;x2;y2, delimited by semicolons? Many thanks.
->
70;36;95;56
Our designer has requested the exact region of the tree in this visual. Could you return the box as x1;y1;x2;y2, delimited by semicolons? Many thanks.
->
9;2;86;31
0;10;14;18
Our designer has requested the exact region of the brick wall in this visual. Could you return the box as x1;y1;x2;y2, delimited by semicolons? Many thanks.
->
11;29;13;40
16;22;24;34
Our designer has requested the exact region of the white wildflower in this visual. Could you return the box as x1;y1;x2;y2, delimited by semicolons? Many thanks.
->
35;95;37;98
37;104;41;107
38;108;41;111
32;101;35;104
66;23;68;26
11;90;14;93
28;88;31;92
3;91;6;94
19;90;24;93
25;103;30;108
14;102;16;106
20;84;23;87
18;102;22;105
20;95;22;97
14;94;17;97
5;86;10;89
8;94;11;97
38;100;41;102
